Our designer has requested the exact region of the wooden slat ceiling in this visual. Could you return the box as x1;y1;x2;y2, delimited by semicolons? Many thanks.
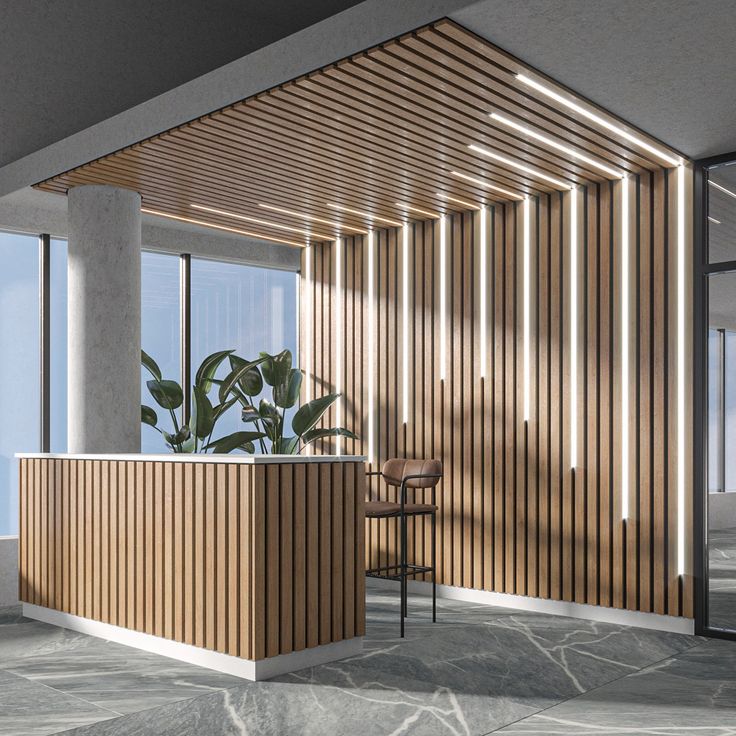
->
35;19;683;247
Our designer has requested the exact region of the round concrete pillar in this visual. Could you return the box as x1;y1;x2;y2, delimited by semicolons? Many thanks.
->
67;185;141;453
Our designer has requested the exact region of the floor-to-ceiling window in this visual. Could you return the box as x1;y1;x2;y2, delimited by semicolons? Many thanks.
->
140;251;181;452
701;155;736;635
190;258;298;449
50;238;68;452
0;231;298;533
0;232;40;536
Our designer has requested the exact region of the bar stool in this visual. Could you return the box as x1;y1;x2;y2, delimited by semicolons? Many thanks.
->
365;458;443;637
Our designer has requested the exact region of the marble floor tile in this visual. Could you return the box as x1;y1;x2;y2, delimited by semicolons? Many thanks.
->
0;667;116;736
0;621;100;662
64;658;542;736
357;611;700;704
4;637;245;715
497;637;736;734
0;605;30;625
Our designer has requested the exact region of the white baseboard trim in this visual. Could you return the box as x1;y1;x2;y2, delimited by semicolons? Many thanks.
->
367;578;694;635
22;603;363;680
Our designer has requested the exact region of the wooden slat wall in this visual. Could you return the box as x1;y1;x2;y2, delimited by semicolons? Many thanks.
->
18;458;366;659
302;169;694;618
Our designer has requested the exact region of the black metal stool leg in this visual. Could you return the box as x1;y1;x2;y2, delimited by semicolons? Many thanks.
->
400;510;407;637
431;509;437;623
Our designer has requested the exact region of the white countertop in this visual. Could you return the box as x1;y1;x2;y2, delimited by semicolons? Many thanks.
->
15;453;366;464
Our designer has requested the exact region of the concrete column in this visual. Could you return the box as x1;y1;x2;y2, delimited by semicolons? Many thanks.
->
67;185;141;453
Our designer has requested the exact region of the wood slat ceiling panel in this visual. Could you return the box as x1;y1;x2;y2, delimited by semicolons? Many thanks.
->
36;18;681;247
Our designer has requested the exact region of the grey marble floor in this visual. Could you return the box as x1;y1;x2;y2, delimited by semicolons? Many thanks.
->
1;586;735;735
709;526;736;631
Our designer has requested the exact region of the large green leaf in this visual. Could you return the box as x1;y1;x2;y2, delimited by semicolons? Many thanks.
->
212;396;238;422
241;404;260;423
147;379;184;410
258;399;282;442
259;350;292;387
163;425;191;449
141;350;162;381
273;369;302;409
141;404;158;427
204;431;266;454
272;436;299;454
190;386;215;439
292;393;339;437
301;427;358;445
219;356;264;402
194;350;234;394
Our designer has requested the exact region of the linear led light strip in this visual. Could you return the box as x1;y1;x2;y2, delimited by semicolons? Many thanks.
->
258;204;367;234
677;164;686;576
490;112;623;178
480;206;487;378
523;197;531;421
190;204;331;240
303;246;312;454
335;237;343;456
469;144;572;190
402;224;410;424
450;171;524;201
141;208;306;247
304;247;312;404
517;74;681;167
367;230;375;464
397;202;440;219
438;192;481;210
709;180;736;199
621;176;630;519
328;203;404;228
569;189;578;463
440;214;447;381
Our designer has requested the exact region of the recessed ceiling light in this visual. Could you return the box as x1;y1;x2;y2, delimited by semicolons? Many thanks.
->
436;193;481;210
489;112;623;178
469;144;572;189
516;74;681;167
141;208;305;247
257;204;367;234
709;180;736;200
190;204;330;240
708;216;721;224
327;203;403;227
450;170;524;201
396;202;440;219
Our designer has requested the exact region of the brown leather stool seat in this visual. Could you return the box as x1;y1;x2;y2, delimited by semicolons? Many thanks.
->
365;458;443;637
365;501;438;517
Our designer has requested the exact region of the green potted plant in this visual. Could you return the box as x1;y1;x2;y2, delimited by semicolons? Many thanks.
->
141;348;356;454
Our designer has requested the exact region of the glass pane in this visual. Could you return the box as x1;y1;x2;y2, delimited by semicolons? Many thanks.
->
0;231;39;535
708;161;736;263
708;328;722;491
141;251;181;453
50;238;68;452
191;259;298;452
707;271;736;630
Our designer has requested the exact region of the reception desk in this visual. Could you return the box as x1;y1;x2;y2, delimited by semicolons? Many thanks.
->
16;453;366;680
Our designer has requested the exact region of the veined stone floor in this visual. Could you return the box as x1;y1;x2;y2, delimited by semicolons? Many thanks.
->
0;583;734;735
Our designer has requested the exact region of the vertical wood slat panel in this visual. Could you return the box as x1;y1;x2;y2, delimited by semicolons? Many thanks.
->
19;458;366;661
301;167;690;620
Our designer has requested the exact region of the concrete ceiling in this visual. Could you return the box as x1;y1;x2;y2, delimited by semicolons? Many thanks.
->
2;0;735;191
0;0;362;168
451;0;736;160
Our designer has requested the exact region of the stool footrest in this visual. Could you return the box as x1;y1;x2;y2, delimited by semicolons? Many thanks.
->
366;563;432;581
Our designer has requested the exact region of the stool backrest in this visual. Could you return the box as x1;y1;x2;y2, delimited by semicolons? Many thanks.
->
381;458;442;488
